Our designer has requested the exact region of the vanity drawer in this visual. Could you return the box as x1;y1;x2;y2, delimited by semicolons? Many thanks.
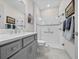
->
1;40;22;59
23;36;34;47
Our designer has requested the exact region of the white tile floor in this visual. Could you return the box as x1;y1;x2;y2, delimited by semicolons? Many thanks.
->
37;46;71;59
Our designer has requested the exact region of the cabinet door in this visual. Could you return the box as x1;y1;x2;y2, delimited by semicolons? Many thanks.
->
32;40;37;59
27;43;33;59
1;40;22;59
27;40;37;59
9;47;28;59
9;40;37;59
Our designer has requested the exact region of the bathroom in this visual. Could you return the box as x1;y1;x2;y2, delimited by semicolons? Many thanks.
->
0;0;78;59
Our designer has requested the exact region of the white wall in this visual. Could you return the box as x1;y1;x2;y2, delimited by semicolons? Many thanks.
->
0;0;34;33
75;0;78;59
0;3;5;29
40;8;59;24
59;0;76;59
34;4;41;40
24;0;34;32
5;2;25;30
0;0;25;33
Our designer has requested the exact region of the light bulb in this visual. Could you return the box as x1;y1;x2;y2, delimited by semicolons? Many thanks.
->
47;4;50;7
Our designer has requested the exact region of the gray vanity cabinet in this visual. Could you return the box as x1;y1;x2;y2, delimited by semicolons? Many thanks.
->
27;42;34;59
26;40;37;59
0;34;37;59
9;35;37;59
9;46;28;59
32;40;37;59
22;35;37;59
0;40;22;59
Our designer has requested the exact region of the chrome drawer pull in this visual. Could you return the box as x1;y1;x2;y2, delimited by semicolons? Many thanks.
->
10;45;18;51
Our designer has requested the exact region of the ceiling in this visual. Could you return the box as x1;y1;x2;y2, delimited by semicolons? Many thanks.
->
34;0;62;10
4;0;25;13
2;0;63;14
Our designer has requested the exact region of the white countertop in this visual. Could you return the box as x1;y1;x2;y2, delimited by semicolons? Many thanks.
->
0;32;37;46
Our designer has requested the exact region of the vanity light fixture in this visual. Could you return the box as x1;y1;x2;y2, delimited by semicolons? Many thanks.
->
47;4;50;7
